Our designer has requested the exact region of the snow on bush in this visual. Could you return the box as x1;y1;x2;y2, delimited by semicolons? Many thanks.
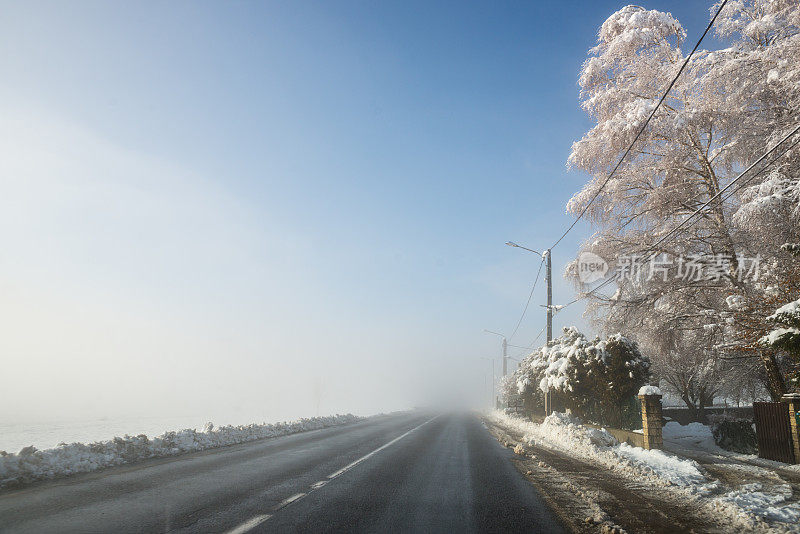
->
522;327;649;397
709;415;758;455
514;327;649;427
0;414;362;489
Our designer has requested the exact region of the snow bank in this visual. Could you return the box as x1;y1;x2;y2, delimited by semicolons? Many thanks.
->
490;411;800;529
489;410;709;489
714;483;800;523
638;385;662;396
0;414;362;489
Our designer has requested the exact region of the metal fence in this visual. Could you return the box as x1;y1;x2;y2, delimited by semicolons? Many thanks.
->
753;402;795;464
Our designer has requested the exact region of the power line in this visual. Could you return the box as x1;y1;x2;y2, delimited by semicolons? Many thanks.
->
508;257;545;341
568;124;800;306
523;324;547;351
641;123;800;257
549;0;730;250
558;122;800;309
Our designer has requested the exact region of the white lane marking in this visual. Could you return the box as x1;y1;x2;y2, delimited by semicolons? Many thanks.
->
327;415;438;479
224;416;437;534
225;514;271;534
277;492;306;508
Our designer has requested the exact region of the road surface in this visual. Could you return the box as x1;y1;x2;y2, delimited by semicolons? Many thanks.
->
0;412;565;533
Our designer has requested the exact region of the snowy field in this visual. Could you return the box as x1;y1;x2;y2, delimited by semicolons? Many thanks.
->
0;416;224;454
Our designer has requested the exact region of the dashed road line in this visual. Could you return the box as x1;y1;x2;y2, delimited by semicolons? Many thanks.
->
276;492;306;508
223;415;438;534
327;416;438;479
225;514;271;534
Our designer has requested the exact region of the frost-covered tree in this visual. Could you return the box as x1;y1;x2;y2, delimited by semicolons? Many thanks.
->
649;331;725;422
566;2;800;403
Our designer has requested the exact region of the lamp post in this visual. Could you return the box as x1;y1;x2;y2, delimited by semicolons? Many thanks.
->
506;241;554;414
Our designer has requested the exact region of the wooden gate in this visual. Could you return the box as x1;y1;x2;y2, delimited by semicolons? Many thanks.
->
753;402;795;464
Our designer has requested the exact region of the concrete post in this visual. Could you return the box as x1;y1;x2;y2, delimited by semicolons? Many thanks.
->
782;393;800;464
639;393;663;450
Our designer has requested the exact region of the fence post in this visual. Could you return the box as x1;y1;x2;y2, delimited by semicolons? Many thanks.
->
782;393;800;464
639;393;663;450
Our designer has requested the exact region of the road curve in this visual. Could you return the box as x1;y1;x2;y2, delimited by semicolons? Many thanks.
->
0;412;565;533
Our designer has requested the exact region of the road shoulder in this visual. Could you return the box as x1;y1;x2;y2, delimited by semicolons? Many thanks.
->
483;416;728;534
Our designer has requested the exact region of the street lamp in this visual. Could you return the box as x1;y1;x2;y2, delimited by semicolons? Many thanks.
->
505;241;543;258
507;240;554;415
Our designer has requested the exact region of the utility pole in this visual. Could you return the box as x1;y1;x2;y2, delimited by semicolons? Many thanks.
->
545;248;553;416
504;241;554;344
502;242;558;414
546;249;552;343
484;329;508;376
502;337;508;376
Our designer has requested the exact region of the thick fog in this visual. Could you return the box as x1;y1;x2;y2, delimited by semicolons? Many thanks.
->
0;2;592;443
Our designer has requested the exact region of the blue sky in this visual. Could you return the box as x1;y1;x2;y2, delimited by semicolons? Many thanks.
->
0;1;717;423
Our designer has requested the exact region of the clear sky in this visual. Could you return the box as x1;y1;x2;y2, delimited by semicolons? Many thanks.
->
0;1;717;425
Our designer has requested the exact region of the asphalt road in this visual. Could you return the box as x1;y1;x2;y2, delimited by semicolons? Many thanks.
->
0;412;565;533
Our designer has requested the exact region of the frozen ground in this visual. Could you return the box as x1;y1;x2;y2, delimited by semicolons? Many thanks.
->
0;414;362;489
489;411;800;532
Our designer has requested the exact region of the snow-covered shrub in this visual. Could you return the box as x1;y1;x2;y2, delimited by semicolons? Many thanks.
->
516;327;650;428
708;414;757;454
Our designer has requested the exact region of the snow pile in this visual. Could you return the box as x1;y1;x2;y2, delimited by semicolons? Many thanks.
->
714;484;800;524
490;410;708;489
491;411;800;529
662;421;719;452
638;385;662;396
0;414;362;489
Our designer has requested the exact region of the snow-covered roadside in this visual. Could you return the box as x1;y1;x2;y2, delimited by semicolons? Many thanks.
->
661;421;721;452
660;421;800;474
490;410;711;489
488;411;800;530
0;414;362;489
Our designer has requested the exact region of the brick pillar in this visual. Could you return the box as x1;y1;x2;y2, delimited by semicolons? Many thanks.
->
639;393;663;450
782;393;800;464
